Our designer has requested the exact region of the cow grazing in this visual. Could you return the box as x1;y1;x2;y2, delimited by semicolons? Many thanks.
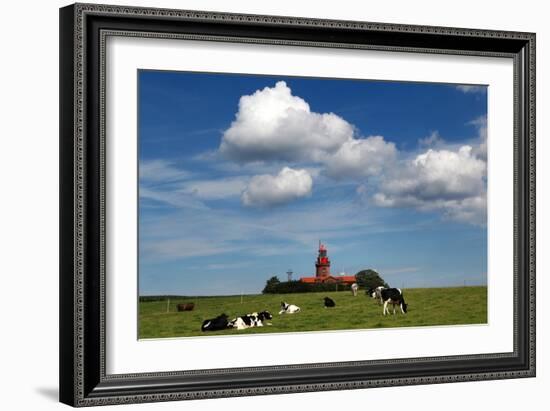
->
228;311;273;330
351;283;359;297
201;313;229;331
279;301;300;314
380;288;407;315
323;297;336;308
177;302;195;312
367;286;389;305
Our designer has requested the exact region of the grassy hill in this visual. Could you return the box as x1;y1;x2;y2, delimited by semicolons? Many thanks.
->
139;286;487;339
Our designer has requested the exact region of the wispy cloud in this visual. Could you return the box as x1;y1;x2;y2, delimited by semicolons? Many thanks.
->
139;159;192;183
418;131;444;148
455;85;487;94
181;177;248;200
138;191;434;264
139;186;208;210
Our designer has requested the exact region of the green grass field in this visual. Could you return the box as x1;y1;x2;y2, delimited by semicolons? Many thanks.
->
139;286;487;339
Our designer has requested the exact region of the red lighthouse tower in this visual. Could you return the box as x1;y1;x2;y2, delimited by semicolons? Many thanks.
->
315;241;331;279
299;242;356;285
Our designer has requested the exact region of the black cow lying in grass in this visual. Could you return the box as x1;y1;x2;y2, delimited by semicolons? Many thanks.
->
324;297;336;308
201;313;229;331
228;311;273;330
380;288;408;315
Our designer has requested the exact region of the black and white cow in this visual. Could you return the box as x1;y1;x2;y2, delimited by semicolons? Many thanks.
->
367;286;403;306
228;311;273;330
380;288;407;315
279;301;301;314
324;296;336;308
366;286;386;305
201;313;229;331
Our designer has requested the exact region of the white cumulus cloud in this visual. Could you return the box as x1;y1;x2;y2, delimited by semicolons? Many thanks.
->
323;136;397;179
373;145;487;225
241;167;313;207
469;116;488;161
214;82;488;224
219;81;354;162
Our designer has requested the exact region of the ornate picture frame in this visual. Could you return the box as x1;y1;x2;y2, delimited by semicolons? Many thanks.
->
59;3;535;407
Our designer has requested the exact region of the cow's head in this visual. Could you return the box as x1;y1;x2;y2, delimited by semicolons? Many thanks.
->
259;311;272;321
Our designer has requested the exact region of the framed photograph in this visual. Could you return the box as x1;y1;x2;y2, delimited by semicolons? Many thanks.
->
59;3;536;407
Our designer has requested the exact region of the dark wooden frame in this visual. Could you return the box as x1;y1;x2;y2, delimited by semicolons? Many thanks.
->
59;3;536;407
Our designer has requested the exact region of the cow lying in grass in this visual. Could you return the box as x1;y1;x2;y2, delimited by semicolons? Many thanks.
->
323;296;336;308
177;302;195;311
380;288;408;315
201;313;229;331
279;301;301;314
228;311;273;330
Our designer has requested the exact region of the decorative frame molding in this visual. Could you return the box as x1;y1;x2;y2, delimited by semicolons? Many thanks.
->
59;3;535;407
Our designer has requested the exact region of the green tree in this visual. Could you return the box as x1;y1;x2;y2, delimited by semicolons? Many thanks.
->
355;269;389;290
262;276;281;294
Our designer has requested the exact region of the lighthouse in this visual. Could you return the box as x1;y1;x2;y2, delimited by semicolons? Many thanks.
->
299;242;356;285
315;241;331;279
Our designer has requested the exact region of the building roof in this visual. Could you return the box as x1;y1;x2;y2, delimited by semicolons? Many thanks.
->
339;276;357;282
299;277;318;283
299;275;356;283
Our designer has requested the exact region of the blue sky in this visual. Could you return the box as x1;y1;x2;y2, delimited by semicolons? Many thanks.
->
138;71;488;296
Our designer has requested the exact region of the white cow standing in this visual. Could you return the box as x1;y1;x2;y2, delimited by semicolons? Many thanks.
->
351;283;359;297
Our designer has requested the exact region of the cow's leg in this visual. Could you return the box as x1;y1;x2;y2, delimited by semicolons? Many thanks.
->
383;300;388;315
400;303;405;314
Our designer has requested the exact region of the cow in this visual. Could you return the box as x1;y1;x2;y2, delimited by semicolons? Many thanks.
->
323;296;336;308
177;302;195;312
279;301;301;314
201;313;229;331
367;286;393;305
351;283;359;297
380;288;408;315
228;311;273;330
